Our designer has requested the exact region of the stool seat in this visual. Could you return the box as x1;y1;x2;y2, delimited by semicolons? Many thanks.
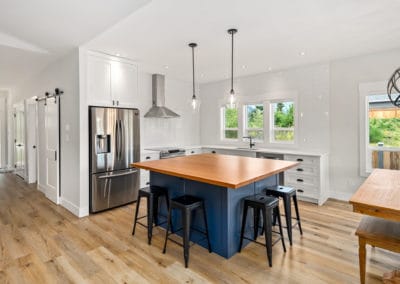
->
263;185;303;246
132;185;169;245
171;195;203;208
163;194;211;268
265;185;296;196
244;194;279;207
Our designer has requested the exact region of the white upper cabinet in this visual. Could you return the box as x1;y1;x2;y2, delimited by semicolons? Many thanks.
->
86;51;138;107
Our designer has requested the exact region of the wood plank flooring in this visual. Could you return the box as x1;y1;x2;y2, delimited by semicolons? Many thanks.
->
0;173;399;283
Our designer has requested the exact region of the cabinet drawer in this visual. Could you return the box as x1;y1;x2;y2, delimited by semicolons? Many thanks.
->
140;152;160;161
140;170;150;188
185;148;202;155
285;183;319;199
285;173;319;187
286;165;319;176
284;154;319;166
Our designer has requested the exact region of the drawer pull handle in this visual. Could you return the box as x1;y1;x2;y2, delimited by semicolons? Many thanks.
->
146;156;151;160
297;179;304;182
296;168;304;172
296;158;303;162
191;151;195;154
146;182;150;185
297;189;304;193
212;151;216;154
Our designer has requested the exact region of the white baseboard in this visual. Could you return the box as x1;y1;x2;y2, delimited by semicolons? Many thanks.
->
60;198;89;218
328;191;353;202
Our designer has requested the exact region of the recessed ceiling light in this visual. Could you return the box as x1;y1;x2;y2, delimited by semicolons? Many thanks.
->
267;67;272;71
299;51;305;56
242;65;247;69
116;53;121;56
200;73;205;78
164;65;169;69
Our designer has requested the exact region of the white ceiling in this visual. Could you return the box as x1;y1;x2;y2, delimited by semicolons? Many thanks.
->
86;0;400;83
0;0;150;89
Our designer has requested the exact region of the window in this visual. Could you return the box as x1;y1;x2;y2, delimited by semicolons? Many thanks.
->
270;101;295;143
243;104;264;141
366;94;400;171
221;107;238;139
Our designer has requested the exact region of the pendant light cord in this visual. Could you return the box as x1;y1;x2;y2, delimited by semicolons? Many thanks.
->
230;31;234;94
192;45;195;99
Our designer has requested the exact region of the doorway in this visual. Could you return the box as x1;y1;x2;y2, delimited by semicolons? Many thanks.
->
13;104;25;178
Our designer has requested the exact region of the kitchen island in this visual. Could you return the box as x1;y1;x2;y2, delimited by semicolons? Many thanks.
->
132;153;298;258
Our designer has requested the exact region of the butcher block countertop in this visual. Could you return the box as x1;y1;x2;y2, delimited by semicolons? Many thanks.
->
132;153;299;189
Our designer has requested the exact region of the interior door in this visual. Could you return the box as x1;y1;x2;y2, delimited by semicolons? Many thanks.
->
37;98;59;204
13;105;25;178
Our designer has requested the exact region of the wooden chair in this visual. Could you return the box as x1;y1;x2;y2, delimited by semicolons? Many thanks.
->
356;216;400;284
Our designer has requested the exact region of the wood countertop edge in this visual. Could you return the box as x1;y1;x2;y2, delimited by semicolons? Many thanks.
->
350;201;400;215
132;162;297;189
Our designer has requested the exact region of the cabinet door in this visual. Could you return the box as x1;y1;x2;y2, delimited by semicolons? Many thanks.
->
87;56;112;106
111;61;138;107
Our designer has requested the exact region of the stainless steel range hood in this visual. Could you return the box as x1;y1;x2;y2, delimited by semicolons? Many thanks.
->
144;74;180;118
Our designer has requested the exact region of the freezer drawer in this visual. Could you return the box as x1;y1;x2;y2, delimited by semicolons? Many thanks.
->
90;168;139;213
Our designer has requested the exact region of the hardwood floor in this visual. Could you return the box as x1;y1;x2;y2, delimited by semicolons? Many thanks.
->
0;173;398;283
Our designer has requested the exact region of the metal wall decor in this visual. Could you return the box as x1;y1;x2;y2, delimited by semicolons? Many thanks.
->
227;28;238;109
189;42;199;110
387;68;400;107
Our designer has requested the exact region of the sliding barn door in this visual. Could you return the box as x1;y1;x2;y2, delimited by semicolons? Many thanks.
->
37;98;59;204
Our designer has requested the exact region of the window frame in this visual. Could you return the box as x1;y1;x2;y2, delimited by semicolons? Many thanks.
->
268;99;297;145
220;105;239;141
359;81;400;176
242;102;264;142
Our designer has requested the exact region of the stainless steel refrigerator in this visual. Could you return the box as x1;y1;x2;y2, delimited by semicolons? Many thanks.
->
89;106;140;213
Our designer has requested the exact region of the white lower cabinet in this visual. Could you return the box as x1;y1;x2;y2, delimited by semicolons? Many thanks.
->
139;151;160;189
284;154;329;205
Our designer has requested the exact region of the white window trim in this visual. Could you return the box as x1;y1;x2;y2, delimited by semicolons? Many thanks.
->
359;81;390;177
267;98;298;146
220;105;239;141
242;103;264;142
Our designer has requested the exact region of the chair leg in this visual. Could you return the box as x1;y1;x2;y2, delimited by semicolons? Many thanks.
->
263;207;273;267
253;207;260;240
147;195;154;245
153;195;159;226
239;203;248;252
275;206;286;252
283;195;293;246
162;206;173;254
132;195;141;235
293;194;303;235
183;208;192;268
201;202;212;253
359;238;366;284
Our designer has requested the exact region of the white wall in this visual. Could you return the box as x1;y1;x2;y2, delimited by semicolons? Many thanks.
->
200;63;330;153
329;48;400;199
13;50;81;215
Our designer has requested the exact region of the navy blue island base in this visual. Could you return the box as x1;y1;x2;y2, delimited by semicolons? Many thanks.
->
151;171;279;259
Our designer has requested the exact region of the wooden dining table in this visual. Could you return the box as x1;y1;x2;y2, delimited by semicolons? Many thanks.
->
350;169;400;222
349;169;400;283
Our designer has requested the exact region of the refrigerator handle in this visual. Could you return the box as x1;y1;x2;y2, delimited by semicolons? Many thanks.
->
115;119;119;161
118;120;123;160
98;169;138;179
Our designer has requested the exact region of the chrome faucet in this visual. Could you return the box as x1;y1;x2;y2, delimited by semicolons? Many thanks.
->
243;136;255;149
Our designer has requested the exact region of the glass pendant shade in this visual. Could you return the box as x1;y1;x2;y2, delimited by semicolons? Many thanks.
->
189;42;200;112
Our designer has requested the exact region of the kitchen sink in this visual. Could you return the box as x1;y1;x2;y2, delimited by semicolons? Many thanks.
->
235;147;259;151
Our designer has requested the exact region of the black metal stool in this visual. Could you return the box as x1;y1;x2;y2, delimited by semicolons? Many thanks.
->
263;185;303;246
239;194;286;267
132;185;169;245
162;195;212;268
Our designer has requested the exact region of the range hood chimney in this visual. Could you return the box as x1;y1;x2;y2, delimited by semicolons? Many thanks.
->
144;74;180;118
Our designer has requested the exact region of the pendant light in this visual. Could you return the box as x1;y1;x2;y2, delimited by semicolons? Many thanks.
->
189;42;200;111
227;28;238;109
387;67;400;107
